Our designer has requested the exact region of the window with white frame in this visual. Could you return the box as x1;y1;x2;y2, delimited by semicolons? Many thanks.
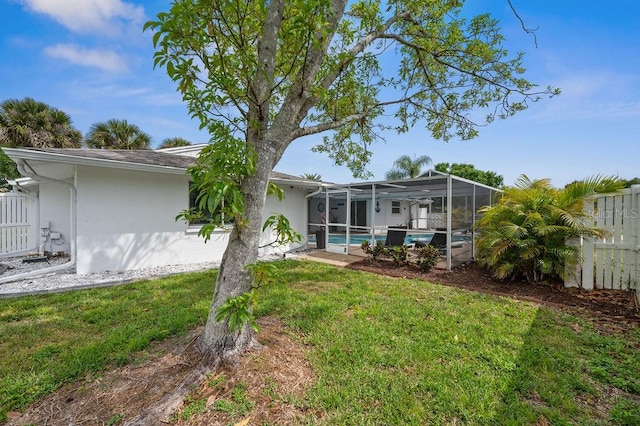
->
188;182;232;226
391;200;401;214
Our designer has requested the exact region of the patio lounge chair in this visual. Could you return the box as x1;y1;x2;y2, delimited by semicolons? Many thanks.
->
384;226;407;248
415;228;447;254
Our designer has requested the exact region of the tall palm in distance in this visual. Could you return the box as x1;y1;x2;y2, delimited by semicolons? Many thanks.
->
0;97;82;190
159;137;191;149
385;154;432;180
301;173;322;181
85;119;151;150
0;97;82;148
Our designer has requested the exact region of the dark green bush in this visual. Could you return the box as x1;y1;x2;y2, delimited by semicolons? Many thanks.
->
390;244;409;266
415;245;440;272
361;240;387;262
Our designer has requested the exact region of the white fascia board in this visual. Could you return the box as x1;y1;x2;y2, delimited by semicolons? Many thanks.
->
269;178;332;189
3;148;188;175
448;173;504;192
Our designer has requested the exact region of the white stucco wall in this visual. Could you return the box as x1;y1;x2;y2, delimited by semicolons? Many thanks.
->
39;181;71;255
261;186;308;256
383;199;409;228
73;166;308;274
74;166;231;274
28;162;76;256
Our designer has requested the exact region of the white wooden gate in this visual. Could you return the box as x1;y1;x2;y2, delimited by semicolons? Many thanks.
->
0;192;39;256
567;187;639;301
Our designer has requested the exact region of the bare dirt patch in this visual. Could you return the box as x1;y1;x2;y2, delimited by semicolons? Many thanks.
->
6;261;639;425
6;317;314;426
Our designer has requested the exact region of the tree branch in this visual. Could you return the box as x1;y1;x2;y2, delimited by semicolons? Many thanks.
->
294;112;368;138
294;93;454;139
508;0;539;48
379;32;545;98
317;11;410;93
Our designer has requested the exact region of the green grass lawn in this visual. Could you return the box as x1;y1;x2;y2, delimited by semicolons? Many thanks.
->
1;260;639;425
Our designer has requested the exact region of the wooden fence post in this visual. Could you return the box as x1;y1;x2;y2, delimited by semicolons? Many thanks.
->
582;199;595;290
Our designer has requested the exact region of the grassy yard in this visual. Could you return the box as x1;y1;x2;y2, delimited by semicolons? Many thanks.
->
1;260;640;424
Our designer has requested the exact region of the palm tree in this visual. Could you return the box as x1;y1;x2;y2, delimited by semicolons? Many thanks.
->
85;119;151;150
475;175;623;283
301;173;322;181
0;97;82;148
385;154;432;180
159;137;191;149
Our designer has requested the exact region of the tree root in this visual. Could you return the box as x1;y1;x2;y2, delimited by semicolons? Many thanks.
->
122;335;263;425
123;361;216;425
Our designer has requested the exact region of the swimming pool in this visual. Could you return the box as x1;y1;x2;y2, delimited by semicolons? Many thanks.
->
311;232;435;245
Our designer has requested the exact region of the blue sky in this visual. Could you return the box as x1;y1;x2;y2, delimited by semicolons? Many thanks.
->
1;0;638;187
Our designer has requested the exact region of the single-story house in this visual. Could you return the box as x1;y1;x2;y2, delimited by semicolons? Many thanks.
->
0;146;501;280
1;146;323;280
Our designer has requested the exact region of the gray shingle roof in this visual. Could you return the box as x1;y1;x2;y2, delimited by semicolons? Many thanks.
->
18;148;325;185
24;148;195;169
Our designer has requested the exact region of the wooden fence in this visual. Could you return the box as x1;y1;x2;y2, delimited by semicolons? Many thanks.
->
0;192;39;256
566;187;639;303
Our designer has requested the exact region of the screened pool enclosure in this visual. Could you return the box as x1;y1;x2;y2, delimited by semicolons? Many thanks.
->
306;171;501;270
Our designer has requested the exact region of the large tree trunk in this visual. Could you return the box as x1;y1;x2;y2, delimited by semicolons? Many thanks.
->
124;145;279;425
196;142;277;363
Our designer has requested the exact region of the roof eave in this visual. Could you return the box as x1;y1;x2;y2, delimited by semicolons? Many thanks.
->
2;148;189;175
269;177;331;189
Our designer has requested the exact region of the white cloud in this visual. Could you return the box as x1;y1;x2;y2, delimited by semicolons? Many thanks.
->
518;69;640;123
21;0;145;37
44;44;128;73
142;93;185;107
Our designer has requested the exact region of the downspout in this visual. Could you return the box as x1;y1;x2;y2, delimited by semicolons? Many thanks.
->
305;186;324;250
446;173;452;271
0;159;77;283
370;184;376;244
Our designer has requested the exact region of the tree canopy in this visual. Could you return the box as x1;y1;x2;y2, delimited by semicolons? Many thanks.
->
386;154;432;180
0;97;82;148
159;137;192;149
85;119;152;150
434;162;504;187
0;149;19;191
0;97;82;190
147;0;556;180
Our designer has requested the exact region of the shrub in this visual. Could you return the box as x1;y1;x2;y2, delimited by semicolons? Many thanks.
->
390;244;409;266
475;175;623;283
361;240;387;262
415;245;440;272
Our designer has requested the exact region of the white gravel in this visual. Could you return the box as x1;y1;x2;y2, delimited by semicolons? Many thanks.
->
0;256;221;297
0;251;307;297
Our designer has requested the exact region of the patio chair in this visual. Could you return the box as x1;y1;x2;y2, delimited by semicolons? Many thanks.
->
384;226;407;248
415;228;447;254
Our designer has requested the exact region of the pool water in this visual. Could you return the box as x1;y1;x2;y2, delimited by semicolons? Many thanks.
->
311;233;435;245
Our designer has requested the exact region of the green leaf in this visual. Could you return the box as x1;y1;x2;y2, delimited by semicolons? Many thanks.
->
214;291;259;333
166;61;176;78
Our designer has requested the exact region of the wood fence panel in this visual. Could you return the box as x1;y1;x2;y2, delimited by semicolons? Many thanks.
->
582;199;595;290
570;187;639;303
0;193;38;256
621;193;632;289
612;195;623;288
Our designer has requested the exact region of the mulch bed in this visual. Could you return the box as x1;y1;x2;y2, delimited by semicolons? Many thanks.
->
347;259;640;325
